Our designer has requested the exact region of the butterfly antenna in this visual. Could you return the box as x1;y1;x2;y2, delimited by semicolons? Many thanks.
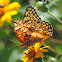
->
8;39;21;50
9;39;20;43
8;44;19;50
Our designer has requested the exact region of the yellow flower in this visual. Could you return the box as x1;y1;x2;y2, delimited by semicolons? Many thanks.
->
22;41;49;62
0;0;21;27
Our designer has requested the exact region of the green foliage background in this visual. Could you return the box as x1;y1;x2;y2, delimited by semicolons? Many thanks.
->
0;0;62;62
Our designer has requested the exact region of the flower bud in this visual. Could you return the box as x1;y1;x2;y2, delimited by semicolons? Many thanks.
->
36;1;48;12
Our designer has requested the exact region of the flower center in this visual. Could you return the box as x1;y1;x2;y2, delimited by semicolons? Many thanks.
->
0;8;4;17
25;46;36;58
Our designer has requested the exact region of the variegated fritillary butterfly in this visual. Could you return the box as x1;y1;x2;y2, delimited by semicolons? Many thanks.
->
13;6;53;47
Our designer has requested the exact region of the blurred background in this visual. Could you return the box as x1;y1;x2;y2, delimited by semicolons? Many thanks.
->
0;0;62;62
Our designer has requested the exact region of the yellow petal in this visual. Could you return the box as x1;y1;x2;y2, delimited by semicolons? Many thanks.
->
1;15;5;22
22;55;28;62
5;10;18;16
29;58;33;62
0;20;4;28
35;51;44;58
25;58;33;62
0;0;10;6
22;55;33;62
23;58;28;62
42;46;49;49
1;13;12;22
0;0;4;5
22;57;28;62
40;49;49;52
24;58;28;62
22;55;26;59
26;58;33;62
4;2;21;12
4;0;10;6
34;41;45;51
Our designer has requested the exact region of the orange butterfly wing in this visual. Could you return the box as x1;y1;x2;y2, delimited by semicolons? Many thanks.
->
13;6;53;47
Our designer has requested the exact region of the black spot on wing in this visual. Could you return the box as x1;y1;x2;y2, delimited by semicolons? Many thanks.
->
23;6;42;26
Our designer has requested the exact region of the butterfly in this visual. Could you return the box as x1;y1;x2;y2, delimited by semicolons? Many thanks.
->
13;6;53;47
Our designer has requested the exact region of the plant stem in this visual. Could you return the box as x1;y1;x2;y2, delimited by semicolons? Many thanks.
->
9;22;13;27
34;59;37;62
47;11;62;23
43;43;58;54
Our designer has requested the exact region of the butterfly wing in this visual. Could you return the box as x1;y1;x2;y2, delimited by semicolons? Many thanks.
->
13;6;53;47
23;6;53;36
23;6;42;28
